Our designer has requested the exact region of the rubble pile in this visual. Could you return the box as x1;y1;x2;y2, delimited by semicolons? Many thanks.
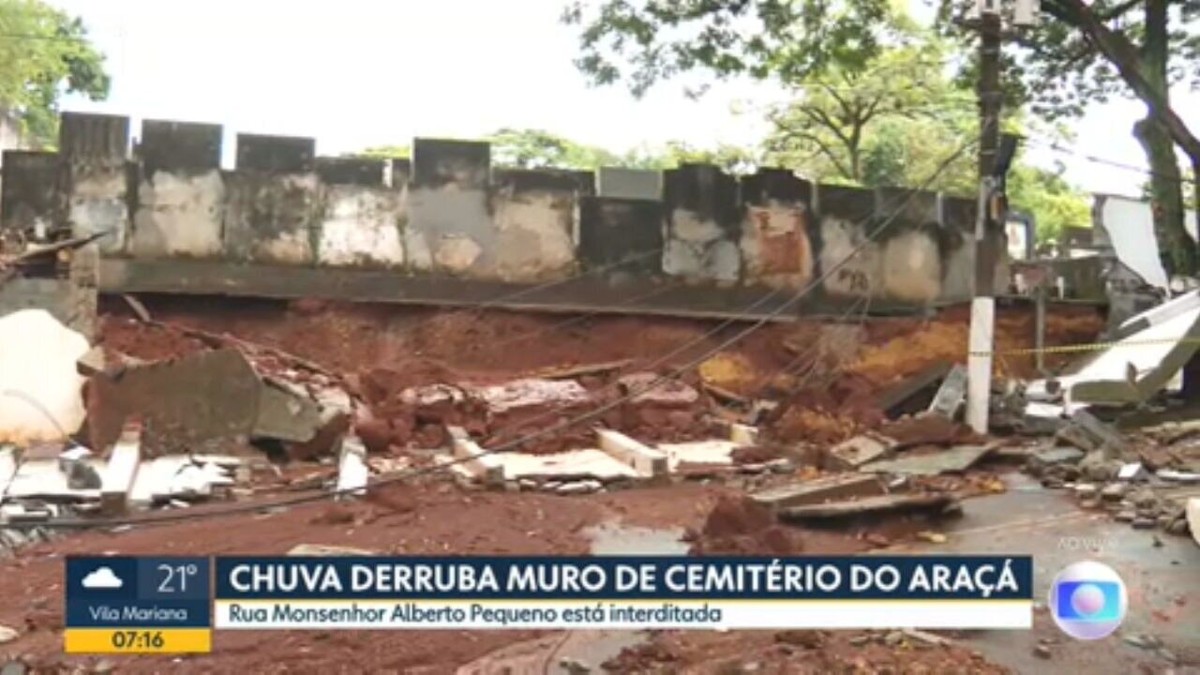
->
687;494;804;555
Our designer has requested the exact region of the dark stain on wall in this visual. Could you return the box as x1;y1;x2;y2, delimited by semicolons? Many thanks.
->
412;139;490;190
139;120;222;177
315;157;386;187
59;112;129;163
1;151;60;235
663;163;741;231
740;168;811;206
492;168;587;194
578;196;665;275
236;134;315;173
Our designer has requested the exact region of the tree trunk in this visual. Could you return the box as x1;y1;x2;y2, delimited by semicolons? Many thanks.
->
1135;120;1191;276
1135;0;1195;278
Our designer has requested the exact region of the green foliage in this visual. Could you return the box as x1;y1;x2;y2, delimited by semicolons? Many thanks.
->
487;128;619;169
1007;162;1091;242
354;144;410;159
620;140;759;173
0;0;110;146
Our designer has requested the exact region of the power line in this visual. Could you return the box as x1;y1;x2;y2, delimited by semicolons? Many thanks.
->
20;133;979;532
1026;135;1197;187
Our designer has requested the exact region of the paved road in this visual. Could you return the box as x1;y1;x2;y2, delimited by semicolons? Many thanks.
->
898;475;1199;674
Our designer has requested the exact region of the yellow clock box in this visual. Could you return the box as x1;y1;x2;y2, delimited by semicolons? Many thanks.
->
64;556;212;654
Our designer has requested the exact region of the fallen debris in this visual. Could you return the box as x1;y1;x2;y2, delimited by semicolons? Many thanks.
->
776;493;959;523
0;310;90;444
859;444;995;476
287;544;377;556
749;475;886;510
533;358;632;380
928;364;968;418
1055;410;1125;457
828;433;897;470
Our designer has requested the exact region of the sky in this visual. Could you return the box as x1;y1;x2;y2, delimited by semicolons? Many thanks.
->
47;0;1200;198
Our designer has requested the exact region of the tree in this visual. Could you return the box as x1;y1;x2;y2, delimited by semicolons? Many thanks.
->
761;29;973;186
620;140;759;173
0;0;110;147
486;128;619;169
562;0;1200;274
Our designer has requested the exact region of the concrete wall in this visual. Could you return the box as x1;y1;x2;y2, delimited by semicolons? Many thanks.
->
0;112;1010;308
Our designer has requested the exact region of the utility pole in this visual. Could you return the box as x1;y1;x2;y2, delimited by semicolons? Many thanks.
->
964;0;1033;434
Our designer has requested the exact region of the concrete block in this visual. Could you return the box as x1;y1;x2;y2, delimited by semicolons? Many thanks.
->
828;433;897;470
236;134;315;173
100;438;141;514
598;167;661;200
335;437;368;498
730;423;759;446
749;474;886;510
577;197;665;275
139;119;222;175
596;428;668;479
447;426;505;487
929;364;968;418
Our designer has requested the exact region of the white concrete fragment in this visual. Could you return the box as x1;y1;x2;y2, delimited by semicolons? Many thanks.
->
0;310;90;443
595;429;668;478
657;440;738;471
487;449;636;482
1159;469;1200;483
0;447;17;498
5;457;101;501
1117;463;1148;481
447;426;505;486
336;438;369;497
100;440;141;514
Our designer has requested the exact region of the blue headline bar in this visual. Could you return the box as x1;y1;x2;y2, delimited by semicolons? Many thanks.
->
214;555;1033;601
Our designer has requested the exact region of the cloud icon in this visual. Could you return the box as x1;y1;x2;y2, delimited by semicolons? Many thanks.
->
81;567;123;589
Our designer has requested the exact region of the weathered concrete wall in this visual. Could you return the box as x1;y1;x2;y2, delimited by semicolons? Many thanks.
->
662;164;740;285
315;158;405;268
60;113;130;253
740;170;814;290
2;112;1011;313
130;120;224;258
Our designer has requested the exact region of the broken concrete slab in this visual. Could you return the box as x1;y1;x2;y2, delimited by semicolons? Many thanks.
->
859;444;995;476
596;429;668;479
749;474;886;510
485;449;637;483
1055;410;1125;457
1065;290;1200;406
81;348;325;455
1158;469;1200;483
616;372;700;407
928;364;968;418
1117;462;1149;482
59;447;101;490
475;378;591;414
657;440;738;473
447;426;505;487
828;433;897;470
776;493;959;522
875;362;952;417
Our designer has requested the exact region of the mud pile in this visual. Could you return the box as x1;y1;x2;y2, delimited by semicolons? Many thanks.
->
688;494;803;556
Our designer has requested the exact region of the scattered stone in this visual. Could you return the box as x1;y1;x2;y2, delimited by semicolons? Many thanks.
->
916;531;947;544
1074;483;1099;498
287;544;376;557
1153;535;1164;548
1132;518;1158;530
1029;446;1085;469
1033;644;1052;659
556;480;602;495
1115;511;1137;523
865;533;891;548
1117;463;1149;482
92;660;115;674
0;625;16;644
848;635;871;647
883;631;904;646
1101;483;1128;501
1132;489;1160;510
559;657;591;674
1157;648;1178;664
828;434;897;470
1041;476;1065;489
1124;634;1162;650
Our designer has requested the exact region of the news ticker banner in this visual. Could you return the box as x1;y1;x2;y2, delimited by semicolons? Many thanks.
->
65;555;1034;653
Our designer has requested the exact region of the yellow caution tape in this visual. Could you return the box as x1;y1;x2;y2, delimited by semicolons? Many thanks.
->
968;336;1200;358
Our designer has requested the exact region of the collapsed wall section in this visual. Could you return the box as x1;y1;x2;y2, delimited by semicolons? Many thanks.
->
0;112;1010;314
